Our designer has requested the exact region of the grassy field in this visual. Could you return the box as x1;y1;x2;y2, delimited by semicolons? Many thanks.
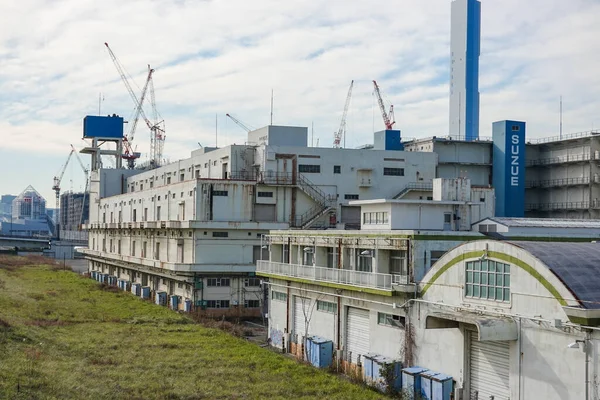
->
0;256;385;400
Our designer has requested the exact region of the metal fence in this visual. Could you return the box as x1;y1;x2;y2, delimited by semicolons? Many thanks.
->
257;260;393;290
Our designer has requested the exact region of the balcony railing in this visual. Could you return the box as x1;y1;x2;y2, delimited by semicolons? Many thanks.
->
526;176;592;188
525;201;598;211
527;153;594;166
257;260;395;291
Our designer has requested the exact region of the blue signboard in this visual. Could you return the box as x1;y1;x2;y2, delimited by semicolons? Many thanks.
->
492;120;526;217
83;115;124;139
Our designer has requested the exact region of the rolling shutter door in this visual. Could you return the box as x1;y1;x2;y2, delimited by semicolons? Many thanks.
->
469;330;510;400
255;204;276;222
341;206;361;224
346;307;370;364
294;297;307;342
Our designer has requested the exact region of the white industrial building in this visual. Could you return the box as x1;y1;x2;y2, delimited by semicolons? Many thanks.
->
259;197;600;399
81;126;437;315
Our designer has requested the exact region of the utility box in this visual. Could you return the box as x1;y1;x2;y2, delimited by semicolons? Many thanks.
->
91;271;97;280
169;295;180;310
155;291;167;306
430;373;453;400
363;353;379;384
402;367;429;399
372;355;402;393
131;283;141;296
184;299;192;312
140;286;150;299
107;276;117;286
305;336;333;368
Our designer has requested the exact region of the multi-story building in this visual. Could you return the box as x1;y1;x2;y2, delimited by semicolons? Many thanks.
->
259;195;600;400
81;126;437;315
59;191;89;241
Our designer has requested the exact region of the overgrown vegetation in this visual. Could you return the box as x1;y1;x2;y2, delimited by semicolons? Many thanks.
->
0;256;385;399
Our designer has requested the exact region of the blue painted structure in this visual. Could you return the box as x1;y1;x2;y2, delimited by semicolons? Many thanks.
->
91;271;97;280
402;367;429;399
169;295;180;310
131;283;141;296
372;355;402;392
305;336;333;368
492;120;526;217
374;130;404;150
449;0;481;141
155;291;167;306
140;286;150;299
184;299;192;312
83;115;124;139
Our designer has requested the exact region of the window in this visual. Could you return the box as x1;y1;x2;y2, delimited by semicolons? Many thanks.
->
150;181;153;188
156;206;161;221
282;244;289;263
207;278;230;287
244;300;260;308
333;165;341;174
272;291;287;302
142;242;147;258
465;260;511;302
383;167;404;176
299;164;320;173
213;190;228;196
213;232;228;238
177;283;183;289
180;173;184;182
378;313;405;328
117;240;121;255
155;242;160;259
244;278;261;287
512;125;520;131
429;251;446;268
140;184;143;191
344;194;359;200
390;250;407;276
317;300;336;313
132;241;136;256
444;213;452;224
102;213;106;223
167;177;171;184
172;193;176;199
143;208;148;222
257;191;273;198
356;249;372;272
133;209;137;222
118;210;122;222
327;247;338;268
206;300;230;308
363;212;389;224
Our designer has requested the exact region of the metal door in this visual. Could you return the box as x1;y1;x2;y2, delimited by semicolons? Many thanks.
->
255;204;276;222
469;330;510;400
346;307;370;364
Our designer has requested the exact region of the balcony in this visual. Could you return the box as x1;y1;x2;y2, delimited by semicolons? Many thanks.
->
257;260;406;292
526;201;595;211
526;176;592;189
527;153;595;167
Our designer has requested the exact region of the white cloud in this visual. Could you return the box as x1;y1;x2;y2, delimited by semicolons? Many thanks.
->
1;0;600;202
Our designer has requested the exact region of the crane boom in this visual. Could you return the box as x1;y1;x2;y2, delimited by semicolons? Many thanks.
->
226;113;253;132
51;148;75;230
373;80;395;130
334;80;354;148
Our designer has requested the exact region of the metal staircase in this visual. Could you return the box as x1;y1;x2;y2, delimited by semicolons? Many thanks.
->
259;172;335;228
393;182;433;199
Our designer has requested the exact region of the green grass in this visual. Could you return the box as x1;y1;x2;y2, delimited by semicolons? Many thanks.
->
0;257;385;400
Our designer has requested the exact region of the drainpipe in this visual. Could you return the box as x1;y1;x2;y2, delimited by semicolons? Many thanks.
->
585;330;591;400
518;317;523;400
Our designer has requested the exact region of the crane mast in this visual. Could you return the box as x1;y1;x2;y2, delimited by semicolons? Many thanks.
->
334;80;354;148
52;149;75;223
226;113;253;132
373;80;395;130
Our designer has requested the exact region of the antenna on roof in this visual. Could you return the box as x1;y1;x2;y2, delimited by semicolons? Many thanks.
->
270;89;274;126
560;95;563;140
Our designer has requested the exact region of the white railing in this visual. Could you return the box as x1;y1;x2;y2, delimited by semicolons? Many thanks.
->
257;260;395;291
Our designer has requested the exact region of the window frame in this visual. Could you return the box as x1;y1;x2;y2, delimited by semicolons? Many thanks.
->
465;259;511;303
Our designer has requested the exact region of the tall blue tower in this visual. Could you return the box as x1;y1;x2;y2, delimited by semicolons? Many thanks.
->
449;0;481;141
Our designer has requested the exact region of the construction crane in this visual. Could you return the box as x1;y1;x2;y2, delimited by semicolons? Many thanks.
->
373;80;395;130
226;113;254;132
104;43;165;168
52;145;89;231
148;70;166;168
333;80;354;148
71;145;90;227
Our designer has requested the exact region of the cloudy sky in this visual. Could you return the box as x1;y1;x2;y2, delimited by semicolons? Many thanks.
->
1;0;599;205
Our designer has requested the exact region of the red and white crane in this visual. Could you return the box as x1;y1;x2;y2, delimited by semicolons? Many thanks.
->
104;43;165;168
373;80;395;130
333;80;354;148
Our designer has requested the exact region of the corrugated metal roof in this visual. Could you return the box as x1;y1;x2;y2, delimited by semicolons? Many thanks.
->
487;217;600;229
510;241;600;309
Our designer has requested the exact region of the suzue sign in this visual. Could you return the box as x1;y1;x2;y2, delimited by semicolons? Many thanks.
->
511;133;521;187
492;120;526;217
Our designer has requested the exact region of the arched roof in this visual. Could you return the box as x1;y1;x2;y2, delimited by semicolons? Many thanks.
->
509;241;600;310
